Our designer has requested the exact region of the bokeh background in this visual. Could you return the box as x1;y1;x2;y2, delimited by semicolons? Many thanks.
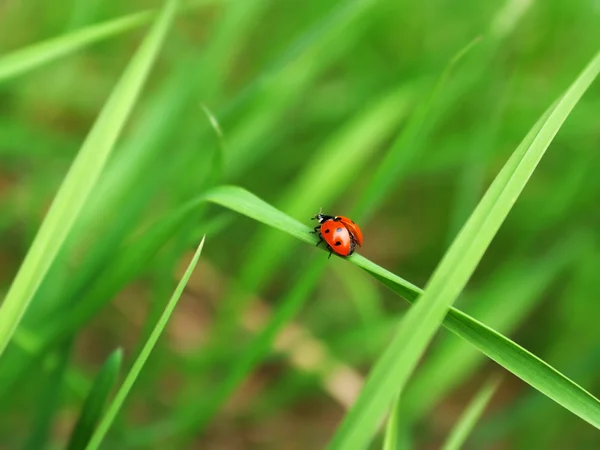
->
1;0;600;448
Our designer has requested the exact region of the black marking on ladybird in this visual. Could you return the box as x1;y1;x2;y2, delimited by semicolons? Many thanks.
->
347;236;357;256
336;227;343;233
325;229;330;233
335;241;342;246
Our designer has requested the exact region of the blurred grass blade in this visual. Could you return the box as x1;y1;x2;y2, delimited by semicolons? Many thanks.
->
199;183;600;427
66;349;123;450
441;376;500;450
0;0;220;82
85;237;205;450
0;11;152;82
0;0;177;357
184;260;325;434
23;340;73;450
382;394;401;450
232;85;414;301
327;48;600;450
0;200;204;401
354;36;481;221
403;237;579;421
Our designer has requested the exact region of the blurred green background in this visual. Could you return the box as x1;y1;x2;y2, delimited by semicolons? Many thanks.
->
1;0;600;448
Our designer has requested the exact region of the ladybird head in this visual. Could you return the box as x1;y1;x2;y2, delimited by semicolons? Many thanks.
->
312;208;333;224
313;213;326;223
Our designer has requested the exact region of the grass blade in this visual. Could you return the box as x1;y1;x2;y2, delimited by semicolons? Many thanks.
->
23;340;73;450
0;0;177;357
0;11;152;82
353;36;481;221
382;394;402;450
441;377;501;450
84;237;205;450
403;237;579;421
66;349;123;450
326;48;600;449
199;182;600;429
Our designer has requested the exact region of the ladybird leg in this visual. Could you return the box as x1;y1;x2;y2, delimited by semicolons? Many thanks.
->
315;236;324;247
310;225;321;234
328;250;333;259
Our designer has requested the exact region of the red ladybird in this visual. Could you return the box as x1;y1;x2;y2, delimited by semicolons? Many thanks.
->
311;211;363;258
333;215;363;247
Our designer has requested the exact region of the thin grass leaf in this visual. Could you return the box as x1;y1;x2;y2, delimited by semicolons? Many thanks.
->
353;36;482;221
197;131;600;436
23;339;73;450
0;11;152;82
382;393;402;450
198;183;600;428
332;262;384;324
66;349;123;450
179;259;326;437
232;85;414;300
326;49;600;449
0;198;207;403
441;376;501;450
0;0;219;82
403;236;579;421
84;237;205;450
0;0;177;357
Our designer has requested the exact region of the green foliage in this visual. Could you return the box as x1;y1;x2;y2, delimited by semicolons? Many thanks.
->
0;0;177;355
66;349;123;450
441;376;501;450
1;0;600;448
86;237;204;449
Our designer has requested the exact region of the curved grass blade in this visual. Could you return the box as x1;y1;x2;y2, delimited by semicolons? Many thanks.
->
199;182;600;430
84;237;205;450
441;376;501;450
197;117;600;435
66;349;123;450
0;11;152;82
0;0;177;357
326;48;600;450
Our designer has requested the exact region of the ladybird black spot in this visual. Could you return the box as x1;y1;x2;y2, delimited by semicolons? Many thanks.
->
336;227;343;233
335;241;342;246
324;229;330;233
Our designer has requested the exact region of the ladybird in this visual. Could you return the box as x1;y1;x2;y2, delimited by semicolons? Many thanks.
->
332;215;363;247
310;211;362;258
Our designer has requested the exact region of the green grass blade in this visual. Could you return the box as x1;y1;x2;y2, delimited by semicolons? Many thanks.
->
233;85;414;299
84;237;205;450
198;182;600;428
353;36;481;221
403;236;579;421
326;48;600;449
66;349;123;450
382;394;402;450
441;377;501;450
23;340;73;450
0;11;152;82
0;0;220;82
196;117;600;434
180;259;326;437
0;0;177;357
